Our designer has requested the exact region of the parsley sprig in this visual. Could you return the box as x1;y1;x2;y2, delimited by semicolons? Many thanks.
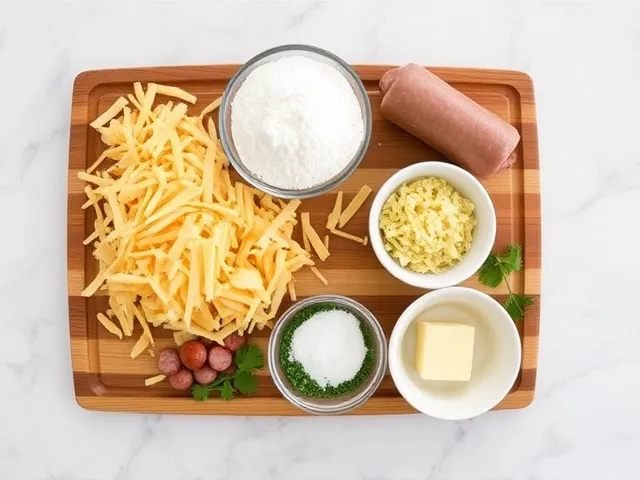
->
191;344;264;401
478;244;534;321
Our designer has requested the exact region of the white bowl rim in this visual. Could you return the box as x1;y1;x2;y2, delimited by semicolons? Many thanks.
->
388;286;522;420
368;161;497;289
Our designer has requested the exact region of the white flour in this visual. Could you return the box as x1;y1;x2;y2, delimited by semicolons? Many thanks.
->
290;309;367;387
231;55;364;190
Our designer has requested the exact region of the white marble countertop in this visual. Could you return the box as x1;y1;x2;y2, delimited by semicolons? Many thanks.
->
1;1;639;478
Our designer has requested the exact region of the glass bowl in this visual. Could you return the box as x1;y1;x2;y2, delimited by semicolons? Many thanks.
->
219;44;372;199
267;295;388;414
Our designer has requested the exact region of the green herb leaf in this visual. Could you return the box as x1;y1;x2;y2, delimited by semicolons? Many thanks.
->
234;371;258;396
504;293;534;321
478;244;533;322
220;379;235;400
498;244;523;274
192;383;211;402
478;253;504;288
235;344;265;372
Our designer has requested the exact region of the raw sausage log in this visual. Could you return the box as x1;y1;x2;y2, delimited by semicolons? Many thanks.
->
169;368;194;390
379;64;521;177
179;340;207;370
208;346;233;372
157;349;181;376
193;366;218;385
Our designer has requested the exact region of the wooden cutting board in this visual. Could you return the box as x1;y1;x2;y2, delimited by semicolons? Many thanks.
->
67;65;540;415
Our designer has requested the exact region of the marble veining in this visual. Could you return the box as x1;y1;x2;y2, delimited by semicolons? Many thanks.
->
1;1;639;479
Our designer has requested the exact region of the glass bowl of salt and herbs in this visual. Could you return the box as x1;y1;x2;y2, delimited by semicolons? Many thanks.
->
267;295;387;414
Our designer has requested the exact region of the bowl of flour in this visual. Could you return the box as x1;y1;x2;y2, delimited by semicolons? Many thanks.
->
219;44;372;199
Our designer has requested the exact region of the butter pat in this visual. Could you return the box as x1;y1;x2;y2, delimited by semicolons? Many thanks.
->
415;321;475;381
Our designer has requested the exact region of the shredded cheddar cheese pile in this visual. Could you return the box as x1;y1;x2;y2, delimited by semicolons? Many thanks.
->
79;82;313;352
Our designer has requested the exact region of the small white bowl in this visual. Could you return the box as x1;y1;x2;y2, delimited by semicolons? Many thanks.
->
368;162;496;289
389;287;521;420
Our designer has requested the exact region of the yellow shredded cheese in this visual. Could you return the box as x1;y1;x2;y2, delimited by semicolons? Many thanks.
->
301;212;330;261
310;266;328;285
97;313;123;339
302;229;311;254
339;185;372;228
130;334;150;359
200;97;222;118
256;200;301;249
288;280;297;301
79;83;313;348
330;228;366;244
327;191;343;229
144;374;166;386
155;83;197;104
90;97;128;129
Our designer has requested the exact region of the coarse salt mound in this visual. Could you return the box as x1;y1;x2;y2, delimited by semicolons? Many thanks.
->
290;309;367;388
231;55;364;190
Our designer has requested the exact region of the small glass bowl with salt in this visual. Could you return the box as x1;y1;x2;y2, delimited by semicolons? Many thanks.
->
219;44;372;199
268;294;387;415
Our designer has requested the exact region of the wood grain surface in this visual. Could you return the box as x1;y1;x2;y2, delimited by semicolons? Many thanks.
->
67;65;540;415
